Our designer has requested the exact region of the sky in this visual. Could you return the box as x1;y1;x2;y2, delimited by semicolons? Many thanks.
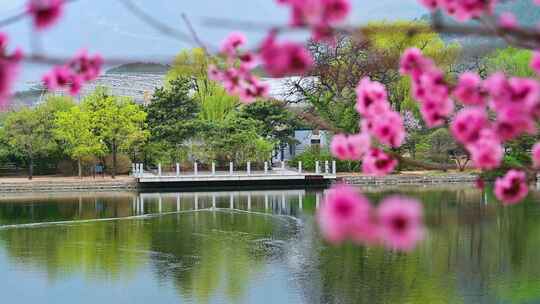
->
0;0;425;89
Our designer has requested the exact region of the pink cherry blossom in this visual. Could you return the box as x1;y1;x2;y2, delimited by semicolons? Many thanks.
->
207;65;222;82
450;107;489;144
42;50;102;96
485;74;540;112
499;12;517;29
330;133;370;160
453;72;486;106
439;0;497;22
219;67;269;104
0;33;23;107
211;33;271;104
475;177;485;190
494;170;529;205
399;48;433;79
362;148;397;176
259;33;313;77
355;77;390;116
68;50;103;82
466;129;503;170
530;51;540;75
27;0;64;30
400;49;454;128
493;107;536;141
377;196;424;252
419;96;454;128
532;142;540;168
220;32;247;58
317;184;377;244
418;0;439;10
276;0;350;41
369;111;406;148
322;0;351;23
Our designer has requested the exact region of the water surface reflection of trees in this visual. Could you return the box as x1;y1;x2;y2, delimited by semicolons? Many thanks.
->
0;188;540;303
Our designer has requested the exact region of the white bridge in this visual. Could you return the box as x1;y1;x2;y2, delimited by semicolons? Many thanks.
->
133;161;337;186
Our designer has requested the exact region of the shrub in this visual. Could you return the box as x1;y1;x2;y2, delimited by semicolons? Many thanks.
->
104;153;132;175
289;147;360;172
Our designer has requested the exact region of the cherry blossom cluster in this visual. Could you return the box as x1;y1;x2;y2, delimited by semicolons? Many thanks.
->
24;0;103;97
208;32;270;104
0;34;23;107
27;0;64;30
318;184;424;251
330;77;406;176
402;48;536;204
276;0;351;43
43;50;103;95
210;31;315;103
400;48;454;127
418;0;497;22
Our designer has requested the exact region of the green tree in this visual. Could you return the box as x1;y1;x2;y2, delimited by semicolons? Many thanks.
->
81;89;148;178
484;47;534;78
54;106;105;177
3;108;55;179
295;20;460;133
239;100;300;159
146;78;200;144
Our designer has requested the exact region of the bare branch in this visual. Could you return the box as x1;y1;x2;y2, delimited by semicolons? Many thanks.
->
118;0;194;45
180;13;212;53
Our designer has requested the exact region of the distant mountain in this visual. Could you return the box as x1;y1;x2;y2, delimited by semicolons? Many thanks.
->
106;63;170;75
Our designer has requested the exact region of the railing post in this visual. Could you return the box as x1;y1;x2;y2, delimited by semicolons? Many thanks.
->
194;162;198;175
315;161;320;174
140;163;144;176
247;161;251;175
332;160;336;175
176;163;180;177
158;163;162;177
325;161;329;174
132;163;136;176
229;162;234;175
212;161;216;175
298;161;302;174
264;161;268;174
281;161;285;170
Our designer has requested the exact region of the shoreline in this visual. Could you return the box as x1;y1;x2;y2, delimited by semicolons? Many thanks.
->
337;172;479;186
0;176;138;193
0;172;481;193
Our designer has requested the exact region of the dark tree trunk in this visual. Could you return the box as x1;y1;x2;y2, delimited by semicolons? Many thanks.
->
28;157;33;180
78;158;82;178
112;140;117;179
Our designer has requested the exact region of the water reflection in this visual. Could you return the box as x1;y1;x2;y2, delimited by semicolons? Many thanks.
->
0;187;539;303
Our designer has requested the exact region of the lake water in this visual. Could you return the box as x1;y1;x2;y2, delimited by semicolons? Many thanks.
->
0;185;539;304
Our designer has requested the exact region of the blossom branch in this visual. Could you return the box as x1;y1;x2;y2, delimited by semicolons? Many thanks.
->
117;0;195;45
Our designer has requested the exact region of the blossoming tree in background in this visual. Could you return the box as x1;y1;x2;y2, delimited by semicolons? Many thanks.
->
4;0;540;251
